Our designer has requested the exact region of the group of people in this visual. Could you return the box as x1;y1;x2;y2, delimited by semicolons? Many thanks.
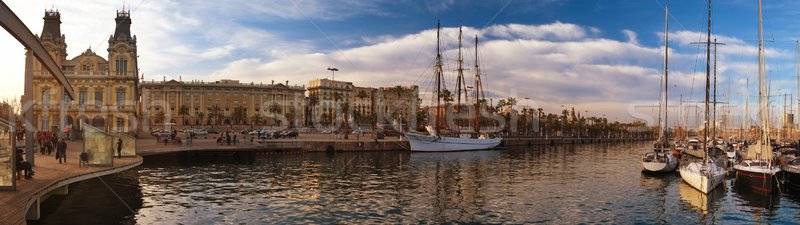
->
217;131;240;145
36;131;68;164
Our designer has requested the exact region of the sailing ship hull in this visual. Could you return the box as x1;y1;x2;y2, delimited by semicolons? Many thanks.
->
733;163;781;194
679;161;726;194
404;132;502;152
642;152;678;172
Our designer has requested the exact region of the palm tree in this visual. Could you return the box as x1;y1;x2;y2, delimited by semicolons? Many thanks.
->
252;112;262;127
268;103;281;127
196;111;205;126
339;101;351;139
155;111;165;125
209;105;222;126
307;95;319;127
232;106;247;125
285;106;297;127
356;90;369;124
178;105;190;127
332;92;343;129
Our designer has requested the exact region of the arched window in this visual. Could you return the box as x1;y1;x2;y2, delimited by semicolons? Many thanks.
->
41;88;51;106
116;56;128;75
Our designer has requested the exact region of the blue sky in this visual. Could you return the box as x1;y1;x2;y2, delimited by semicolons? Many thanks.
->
1;0;799;125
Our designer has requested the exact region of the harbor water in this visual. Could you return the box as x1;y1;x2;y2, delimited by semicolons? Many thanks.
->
31;142;800;224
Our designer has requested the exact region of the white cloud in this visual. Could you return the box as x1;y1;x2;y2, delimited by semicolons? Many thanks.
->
622;29;638;45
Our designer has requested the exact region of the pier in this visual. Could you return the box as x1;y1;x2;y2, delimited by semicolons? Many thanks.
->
0;141;143;225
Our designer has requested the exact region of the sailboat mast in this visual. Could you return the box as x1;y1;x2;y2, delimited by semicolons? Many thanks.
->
474;36;482;135
435;21;442;135
758;0;770;150
659;4;669;145
456;27;465;107
703;0;711;162
713;38;718;141
746;78;749;139
796;40;799;139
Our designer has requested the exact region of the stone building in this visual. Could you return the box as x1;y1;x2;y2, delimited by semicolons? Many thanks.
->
30;9;139;135
140;79;306;129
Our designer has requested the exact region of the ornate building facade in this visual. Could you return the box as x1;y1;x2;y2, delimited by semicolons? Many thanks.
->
140;79;306;129
30;10;139;135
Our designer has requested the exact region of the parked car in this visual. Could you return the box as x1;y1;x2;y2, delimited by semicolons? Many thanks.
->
207;129;220;134
279;130;299;139
191;129;208;135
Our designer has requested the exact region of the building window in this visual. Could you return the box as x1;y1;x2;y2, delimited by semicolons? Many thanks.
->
116;117;125;132
41;116;49;130
116;88;126;106
94;89;103;105
116;57;128;75
79;89;88;105
42;89;51;106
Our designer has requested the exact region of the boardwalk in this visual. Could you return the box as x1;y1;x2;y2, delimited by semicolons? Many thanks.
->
0;140;143;225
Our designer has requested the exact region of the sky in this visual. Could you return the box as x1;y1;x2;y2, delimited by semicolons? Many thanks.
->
2;0;800;125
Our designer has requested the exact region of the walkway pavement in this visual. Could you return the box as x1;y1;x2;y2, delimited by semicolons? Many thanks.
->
0;140;143;225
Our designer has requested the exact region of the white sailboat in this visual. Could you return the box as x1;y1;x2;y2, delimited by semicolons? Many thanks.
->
406;21;502;152
731;0;782;194
679;0;726;194
642;5;678;173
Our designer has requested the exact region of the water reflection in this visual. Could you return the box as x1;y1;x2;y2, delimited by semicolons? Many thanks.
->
31;142;800;224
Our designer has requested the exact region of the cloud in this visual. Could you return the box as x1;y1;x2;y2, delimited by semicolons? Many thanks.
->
622;29;638;45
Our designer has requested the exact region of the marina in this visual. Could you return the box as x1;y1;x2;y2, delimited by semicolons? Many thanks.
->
27;142;800;224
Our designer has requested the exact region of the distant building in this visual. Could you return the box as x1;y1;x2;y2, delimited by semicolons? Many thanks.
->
306;78;418;127
30;9;139;134
140;79;306;129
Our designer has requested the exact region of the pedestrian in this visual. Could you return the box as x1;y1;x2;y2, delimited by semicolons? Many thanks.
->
233;134;238;145
117;138;123;158
226;132;231;145
58;138;67;164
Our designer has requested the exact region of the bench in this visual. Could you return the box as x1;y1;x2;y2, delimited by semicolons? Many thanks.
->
79;152;89;168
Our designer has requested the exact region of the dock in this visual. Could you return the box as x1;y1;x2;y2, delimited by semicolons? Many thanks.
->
0;141;143;225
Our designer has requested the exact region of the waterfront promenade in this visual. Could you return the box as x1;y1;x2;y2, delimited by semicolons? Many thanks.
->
0;141;143;225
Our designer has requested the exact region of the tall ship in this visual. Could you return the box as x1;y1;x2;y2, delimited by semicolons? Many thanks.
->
405;22;503;152
641;5;678;173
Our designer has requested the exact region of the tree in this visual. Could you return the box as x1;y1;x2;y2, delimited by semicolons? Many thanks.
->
209;105;222;126
307;95;319;126
252;112;262;127
339;101;351;139
196;111;205;126
268;103;281;127
155;111;165;125
232;106;247;125
285;106;297;127
178;105;190;127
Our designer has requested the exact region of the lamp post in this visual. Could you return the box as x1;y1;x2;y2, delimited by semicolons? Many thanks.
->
327;67;338;137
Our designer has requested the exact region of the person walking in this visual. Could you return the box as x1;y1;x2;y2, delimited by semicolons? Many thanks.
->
58;138;67;164
117;138;123;158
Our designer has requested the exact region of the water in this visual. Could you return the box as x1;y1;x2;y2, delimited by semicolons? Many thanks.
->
31;142;800;224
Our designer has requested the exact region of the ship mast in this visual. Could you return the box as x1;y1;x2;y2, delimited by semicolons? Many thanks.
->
758;0;771;161
474;36;484;136
658;4;669;146
703;0;711;163
456;27;467;108
434;21;443;136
